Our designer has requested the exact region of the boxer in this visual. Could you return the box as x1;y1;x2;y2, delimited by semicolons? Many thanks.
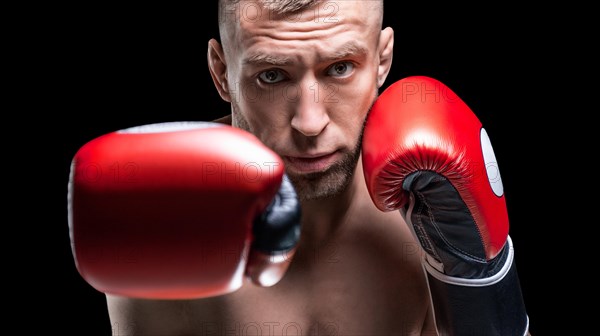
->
69;1;531;334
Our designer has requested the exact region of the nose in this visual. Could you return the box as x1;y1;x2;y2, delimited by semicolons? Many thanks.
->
290;80;330;137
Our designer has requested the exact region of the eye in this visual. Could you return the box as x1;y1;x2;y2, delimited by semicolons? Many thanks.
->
327;62;354;78
258;69;286;84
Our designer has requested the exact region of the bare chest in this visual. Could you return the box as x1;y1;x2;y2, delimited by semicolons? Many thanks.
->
109;212;435;335
185;237;431;335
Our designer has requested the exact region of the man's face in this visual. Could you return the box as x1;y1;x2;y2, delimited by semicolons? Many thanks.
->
218;1;387;200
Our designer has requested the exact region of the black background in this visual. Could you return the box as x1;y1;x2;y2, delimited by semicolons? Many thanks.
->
43;2;561;335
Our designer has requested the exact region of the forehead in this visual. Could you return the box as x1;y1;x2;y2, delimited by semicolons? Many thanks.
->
222;1;381;58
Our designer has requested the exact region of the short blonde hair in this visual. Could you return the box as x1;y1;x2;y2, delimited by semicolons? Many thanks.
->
217;0;384;52
218;0;383;35
220;0;320;17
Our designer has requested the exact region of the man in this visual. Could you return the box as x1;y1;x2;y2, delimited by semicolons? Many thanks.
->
71;1;529;334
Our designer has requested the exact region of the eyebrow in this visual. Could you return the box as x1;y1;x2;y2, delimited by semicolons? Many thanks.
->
243;53;293;67
242;41;369;67
320;41;369;62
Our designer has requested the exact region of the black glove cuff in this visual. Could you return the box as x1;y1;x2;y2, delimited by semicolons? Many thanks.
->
425;236;529;335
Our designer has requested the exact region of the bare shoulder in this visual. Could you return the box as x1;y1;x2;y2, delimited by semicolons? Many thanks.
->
106;294;224;335
212;114;232;125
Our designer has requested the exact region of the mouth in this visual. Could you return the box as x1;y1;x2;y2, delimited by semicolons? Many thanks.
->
283;151;339;174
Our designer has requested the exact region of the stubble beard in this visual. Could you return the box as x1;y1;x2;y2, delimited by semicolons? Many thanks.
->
287;143;361;201
231;104;366;202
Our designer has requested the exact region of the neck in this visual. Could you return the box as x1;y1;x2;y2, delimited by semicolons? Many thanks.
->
299;156;368;246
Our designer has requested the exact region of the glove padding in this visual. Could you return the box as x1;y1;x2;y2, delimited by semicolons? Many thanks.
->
362;76;528;335
68;121;300;299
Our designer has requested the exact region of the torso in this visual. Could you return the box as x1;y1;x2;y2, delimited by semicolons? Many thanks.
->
107;202;436;335
107;138;436;335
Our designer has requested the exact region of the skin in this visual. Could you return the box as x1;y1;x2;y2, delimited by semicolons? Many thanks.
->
106;1;439;335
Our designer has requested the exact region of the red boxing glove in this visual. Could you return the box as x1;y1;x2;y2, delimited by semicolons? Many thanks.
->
363;76;528;335
68;122;300;299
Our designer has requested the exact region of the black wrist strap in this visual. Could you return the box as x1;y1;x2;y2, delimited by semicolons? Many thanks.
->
425;237;529;336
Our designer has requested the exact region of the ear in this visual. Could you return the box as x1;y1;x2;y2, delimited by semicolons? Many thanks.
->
207;39;231;102
376;27;394;89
